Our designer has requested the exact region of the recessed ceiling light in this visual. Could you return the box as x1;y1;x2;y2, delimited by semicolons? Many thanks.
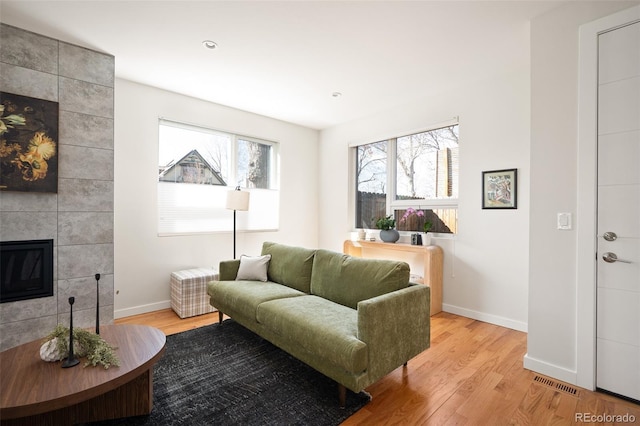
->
202;40;218;50
332;92;342;98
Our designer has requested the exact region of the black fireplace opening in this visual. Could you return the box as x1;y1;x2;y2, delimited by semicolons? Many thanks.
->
0;239;54;303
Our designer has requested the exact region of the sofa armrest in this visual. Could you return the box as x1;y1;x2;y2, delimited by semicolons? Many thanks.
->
357;284;430;381
219;260;241;280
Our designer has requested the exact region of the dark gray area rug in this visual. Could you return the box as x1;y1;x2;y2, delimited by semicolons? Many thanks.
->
91;320;370;426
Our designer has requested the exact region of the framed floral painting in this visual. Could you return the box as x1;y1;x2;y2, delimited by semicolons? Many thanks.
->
0;92;59;193
482;168;517;209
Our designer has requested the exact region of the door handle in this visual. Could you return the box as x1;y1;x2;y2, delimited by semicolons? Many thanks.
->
602;252;632;264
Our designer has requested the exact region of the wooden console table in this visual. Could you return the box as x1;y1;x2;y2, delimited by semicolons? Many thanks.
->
0;324;166;425
344;239;443;315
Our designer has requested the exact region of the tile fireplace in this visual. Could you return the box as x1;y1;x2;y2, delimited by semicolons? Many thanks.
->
0;23;114;351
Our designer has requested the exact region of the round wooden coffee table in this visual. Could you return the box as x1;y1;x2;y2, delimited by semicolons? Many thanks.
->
0;324;166;425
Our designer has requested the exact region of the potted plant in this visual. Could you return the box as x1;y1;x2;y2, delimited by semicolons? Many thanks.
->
423;220;433;245
374;215;400;243
399;209;435;245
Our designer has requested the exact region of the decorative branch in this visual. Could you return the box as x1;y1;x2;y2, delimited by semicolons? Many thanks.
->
42;324;119;369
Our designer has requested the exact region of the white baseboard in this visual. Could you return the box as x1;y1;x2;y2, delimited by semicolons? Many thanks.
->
442;303;528;332
523;353;578;385
114;300;171;319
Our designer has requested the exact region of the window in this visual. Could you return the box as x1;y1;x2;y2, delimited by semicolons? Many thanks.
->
158;119;279;235
355;123;459;234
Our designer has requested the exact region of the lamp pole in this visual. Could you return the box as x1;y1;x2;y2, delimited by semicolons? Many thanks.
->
233;208;237;259
226;186;250;260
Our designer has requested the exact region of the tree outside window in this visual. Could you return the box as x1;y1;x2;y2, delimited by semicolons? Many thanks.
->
238;138;271;189
355;141;387;229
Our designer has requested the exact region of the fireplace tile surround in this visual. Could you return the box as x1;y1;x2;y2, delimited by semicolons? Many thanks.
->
0;24;115;350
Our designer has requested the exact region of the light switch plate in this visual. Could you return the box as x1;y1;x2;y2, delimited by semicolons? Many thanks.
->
557;212;572;230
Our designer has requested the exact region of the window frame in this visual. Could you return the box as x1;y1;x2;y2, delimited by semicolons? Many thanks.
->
158;118;280;236
352;119;459;235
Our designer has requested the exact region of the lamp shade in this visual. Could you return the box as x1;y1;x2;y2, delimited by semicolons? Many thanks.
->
226;188;250;211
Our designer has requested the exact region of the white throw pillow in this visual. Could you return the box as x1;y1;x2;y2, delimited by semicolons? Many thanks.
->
236;254;271;282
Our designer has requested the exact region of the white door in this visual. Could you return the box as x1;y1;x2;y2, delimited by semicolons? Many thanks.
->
596;20;640;401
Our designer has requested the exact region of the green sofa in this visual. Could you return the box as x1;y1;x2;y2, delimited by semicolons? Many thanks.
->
207;242;430;405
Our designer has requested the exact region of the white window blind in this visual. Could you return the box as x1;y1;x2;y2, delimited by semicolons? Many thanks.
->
158;184;279;235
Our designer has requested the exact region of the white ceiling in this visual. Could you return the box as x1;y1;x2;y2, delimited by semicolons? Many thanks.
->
0;1;564;130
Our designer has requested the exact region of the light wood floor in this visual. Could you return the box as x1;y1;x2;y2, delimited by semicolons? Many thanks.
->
116;309;639;425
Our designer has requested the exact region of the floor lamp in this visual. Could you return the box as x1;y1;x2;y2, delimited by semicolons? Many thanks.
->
226;186;250;259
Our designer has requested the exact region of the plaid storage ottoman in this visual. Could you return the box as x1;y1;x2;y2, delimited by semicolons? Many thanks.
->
170;267;219;318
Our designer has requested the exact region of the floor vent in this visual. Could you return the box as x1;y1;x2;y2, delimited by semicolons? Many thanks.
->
533;375;580;396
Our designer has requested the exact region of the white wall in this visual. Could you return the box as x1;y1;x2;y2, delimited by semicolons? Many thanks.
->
111;0;638;392
319;65;531;332
526;1;639;385
114;79;319;318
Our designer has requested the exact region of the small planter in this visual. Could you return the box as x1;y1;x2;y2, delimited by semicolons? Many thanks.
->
380;229;400;243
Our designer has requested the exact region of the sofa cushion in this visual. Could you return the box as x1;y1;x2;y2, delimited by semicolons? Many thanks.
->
256;295;367;374
261;242;316;293
310;249;410;309
207;280;305;319
236;254;271;282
